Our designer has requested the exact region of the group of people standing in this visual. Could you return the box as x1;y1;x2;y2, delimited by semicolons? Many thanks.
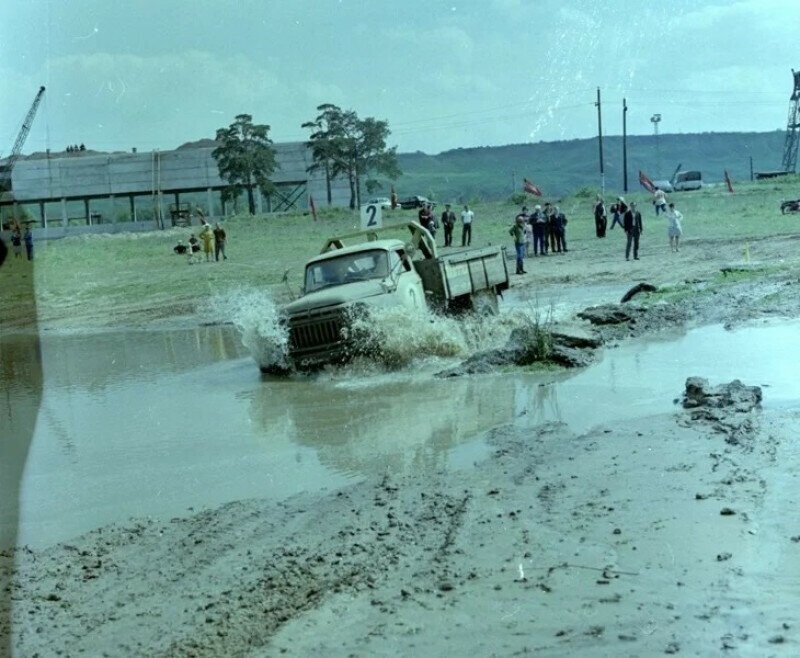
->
6;225;34;262
509;203;568;274
174;222;227;263
593;189;684;259
419;203;475;248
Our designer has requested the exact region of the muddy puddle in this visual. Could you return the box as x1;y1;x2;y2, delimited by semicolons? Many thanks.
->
2;317;799;549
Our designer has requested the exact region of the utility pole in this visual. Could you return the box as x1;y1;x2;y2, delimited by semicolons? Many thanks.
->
595;87;605;196
622;98;628;193
749;156;754;181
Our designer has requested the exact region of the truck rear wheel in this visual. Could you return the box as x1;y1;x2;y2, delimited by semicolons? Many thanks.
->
472;289;499;316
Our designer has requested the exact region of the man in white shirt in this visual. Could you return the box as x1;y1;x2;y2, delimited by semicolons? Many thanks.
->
461;204;474;246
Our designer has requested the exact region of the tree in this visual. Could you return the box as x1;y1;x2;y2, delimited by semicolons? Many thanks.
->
303;104;401;209
212;114;277;215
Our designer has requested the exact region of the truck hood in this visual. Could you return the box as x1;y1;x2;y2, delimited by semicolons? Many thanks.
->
283;280;394;315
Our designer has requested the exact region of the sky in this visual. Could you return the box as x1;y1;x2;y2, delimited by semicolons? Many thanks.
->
1;0;797;156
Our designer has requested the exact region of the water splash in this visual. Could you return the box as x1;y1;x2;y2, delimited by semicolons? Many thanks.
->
211;287;289;371
220;287;556;376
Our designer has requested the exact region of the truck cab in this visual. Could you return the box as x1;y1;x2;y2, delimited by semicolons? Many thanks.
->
280;240;426;370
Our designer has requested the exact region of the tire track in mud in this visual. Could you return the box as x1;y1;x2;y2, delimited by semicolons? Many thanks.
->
8;471;475;657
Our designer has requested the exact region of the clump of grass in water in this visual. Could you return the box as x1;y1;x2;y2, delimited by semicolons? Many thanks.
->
507;299;554;364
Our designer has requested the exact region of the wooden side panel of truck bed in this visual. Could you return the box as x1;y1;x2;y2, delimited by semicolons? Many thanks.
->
414;245;509;302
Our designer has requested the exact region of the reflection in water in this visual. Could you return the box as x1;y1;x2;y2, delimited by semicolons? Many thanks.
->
0;252;43;658
249;375;515;478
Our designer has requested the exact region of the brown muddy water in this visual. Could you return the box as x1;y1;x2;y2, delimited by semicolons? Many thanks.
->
1;317;799;550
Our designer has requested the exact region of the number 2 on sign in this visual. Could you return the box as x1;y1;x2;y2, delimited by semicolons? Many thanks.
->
360;203;382;230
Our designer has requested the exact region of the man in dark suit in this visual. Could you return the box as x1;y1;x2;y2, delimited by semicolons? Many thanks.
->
624;201;643;260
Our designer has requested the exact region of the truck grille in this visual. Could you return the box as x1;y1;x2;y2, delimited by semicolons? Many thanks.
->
289;316;345;351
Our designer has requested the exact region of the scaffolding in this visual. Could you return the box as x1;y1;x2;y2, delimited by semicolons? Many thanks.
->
781;69;800;173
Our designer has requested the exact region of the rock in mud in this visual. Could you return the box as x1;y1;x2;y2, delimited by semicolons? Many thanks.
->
681;377;762;443
577;304;632;325
682;377;762;412
549;324;603;349
549;344;594;368
436;324;599;376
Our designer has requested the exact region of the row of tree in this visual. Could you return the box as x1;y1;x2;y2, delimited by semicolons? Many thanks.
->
212;105;400;214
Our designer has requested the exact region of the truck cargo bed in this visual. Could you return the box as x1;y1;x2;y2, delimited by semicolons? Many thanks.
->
414;245;509;306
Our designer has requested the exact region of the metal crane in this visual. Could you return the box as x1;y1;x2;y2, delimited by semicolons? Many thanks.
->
0;85;46;192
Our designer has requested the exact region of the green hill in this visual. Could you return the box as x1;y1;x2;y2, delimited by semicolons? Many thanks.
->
393;131;788;203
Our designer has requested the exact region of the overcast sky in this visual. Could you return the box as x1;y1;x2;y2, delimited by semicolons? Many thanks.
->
1;0;797;156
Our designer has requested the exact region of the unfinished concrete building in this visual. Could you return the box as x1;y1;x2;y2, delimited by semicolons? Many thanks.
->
0;142;351;235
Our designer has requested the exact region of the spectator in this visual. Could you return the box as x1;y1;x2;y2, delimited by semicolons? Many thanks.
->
461;204;474;246
23;227;33;261
594;196;607;238
530;204;548;255
623;201;643;260
545;202;558;253
187;234;200;264
213;223;227;261
666;202;683;252
173;240;188;255
440;204;456;247
609;200;624;231
509;214;527;275
514;206;531;256
199;223;214;262
653;188;668;215
553;206;568;253
10;228;22;258
418;203;432;228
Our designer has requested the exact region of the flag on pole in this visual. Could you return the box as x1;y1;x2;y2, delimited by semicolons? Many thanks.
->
523;178;543;196
638;170;656;193
309;194;318;221
724;170;735;194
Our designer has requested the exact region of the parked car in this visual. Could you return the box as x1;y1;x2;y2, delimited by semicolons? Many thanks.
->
399;195;435;210
652;180;674;193
366;197;391;210
673;171;702;191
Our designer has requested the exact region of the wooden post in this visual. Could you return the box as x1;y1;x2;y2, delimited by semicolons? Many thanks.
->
61;198;68;225
39;201;46;228
129;195;136;222
84;199;91;225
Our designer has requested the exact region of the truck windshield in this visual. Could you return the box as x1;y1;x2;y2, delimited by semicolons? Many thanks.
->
305;249;390;293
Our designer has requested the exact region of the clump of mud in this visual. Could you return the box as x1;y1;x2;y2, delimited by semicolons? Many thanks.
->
680;377;762;444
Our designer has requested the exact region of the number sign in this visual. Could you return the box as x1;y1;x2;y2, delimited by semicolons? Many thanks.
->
360;203;382;230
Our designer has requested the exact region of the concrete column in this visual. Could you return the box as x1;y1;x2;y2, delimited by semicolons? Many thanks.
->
84;199;91;226
39;202;46;228
61;198;68;225
129;196;136;222
206;188;214;217
159;193;166;229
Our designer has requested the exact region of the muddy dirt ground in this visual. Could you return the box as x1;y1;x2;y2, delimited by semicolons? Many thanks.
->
2;229;800;656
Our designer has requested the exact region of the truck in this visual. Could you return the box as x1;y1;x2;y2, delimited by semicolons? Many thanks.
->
262;222;510;373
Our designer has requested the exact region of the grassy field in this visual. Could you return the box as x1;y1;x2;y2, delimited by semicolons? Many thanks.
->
2;175;799;330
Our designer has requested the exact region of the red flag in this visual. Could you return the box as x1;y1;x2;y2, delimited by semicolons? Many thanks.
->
523;178;543;196
638;170;656;193
309;195;318;221
724;170;735;194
